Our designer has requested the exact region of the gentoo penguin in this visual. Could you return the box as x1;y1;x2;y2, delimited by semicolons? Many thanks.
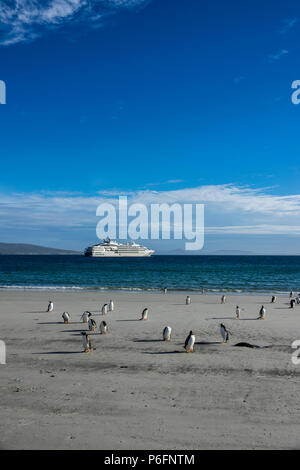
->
162;326;172;341
236;306;240;319
140;308;148;320
81;332;91;353
290;291;294;298
81;311;91;323
296;295;300;305
258;305;266;319
88;317;97;331
186;296;191;305
62;311;70;324
271;295;277;303
108;300;114;312
220;323;229;343
290;298;296;309
221;295;226;304
47;301;54;312
102;304;108;315
163;287;167;294
100;320;108;334
184;330;195;353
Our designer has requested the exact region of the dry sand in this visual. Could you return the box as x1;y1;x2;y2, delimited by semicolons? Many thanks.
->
1;290;300;450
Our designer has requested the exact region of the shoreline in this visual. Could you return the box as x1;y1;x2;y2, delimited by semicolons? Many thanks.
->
0;285;296;296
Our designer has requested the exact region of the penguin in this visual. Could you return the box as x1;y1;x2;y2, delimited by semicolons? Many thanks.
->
88;317;97;331
81;332;91;353
184;330;195;353
108;300;114;312
221;295;226;304
102;304;108;315
220;323;229;343
258;305;266;319
140;308;148;320
296;295;300;305
100;320;108;334
162;326;172;341
271;295;277;303
236;306;240;319
290;298;296;309
62;311;70;324
81;311;91;323
163;287;167;295
290;291;294;298
186;296;191;305
47;301;54;312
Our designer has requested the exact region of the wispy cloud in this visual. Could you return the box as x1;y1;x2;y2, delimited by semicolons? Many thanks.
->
268;48;289;62
280;17;298;34
1;185;300;236
0;0;149;46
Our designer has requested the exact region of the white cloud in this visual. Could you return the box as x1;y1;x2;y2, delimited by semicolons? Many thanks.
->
268;49;289;62
280;17;298;34
0;0;149;46
1;185;300;236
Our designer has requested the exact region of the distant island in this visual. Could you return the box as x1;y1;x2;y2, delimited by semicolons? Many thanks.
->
0;243;80;255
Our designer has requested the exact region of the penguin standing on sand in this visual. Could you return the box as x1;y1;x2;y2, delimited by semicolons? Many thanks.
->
162;326;172;341
47;301;54;312
236;306;241;319
296;295;300;305
290;298;296;309
140;308;148;320
184;330;195;353
88;317;97;331
271;296;277;303
108;300;114;312
163;287;167;295
81;332;92;353
220;323;229;343
100;321;108;334
221;295;226;304
258;305;266;319
186;296;191;305
102;304;108;315
62;312;70;324
290;291;294;298
81;311;91;323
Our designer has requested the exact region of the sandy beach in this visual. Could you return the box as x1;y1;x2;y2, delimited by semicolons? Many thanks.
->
1;290;300;450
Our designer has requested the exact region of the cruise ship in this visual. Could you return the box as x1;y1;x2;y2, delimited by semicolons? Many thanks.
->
84;238;155;257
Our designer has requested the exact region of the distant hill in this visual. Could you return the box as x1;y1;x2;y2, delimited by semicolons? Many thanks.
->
0;243;80;255
156;249;256;255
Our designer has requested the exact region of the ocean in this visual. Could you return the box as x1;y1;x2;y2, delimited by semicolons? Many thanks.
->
0;255;299;295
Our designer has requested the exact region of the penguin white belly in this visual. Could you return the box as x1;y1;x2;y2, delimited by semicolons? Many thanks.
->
100;322;107;334
82;312;89;323
163;326;172;341
48;302;54;312
109;301;114;311
186;335;195;352
62;312;70;323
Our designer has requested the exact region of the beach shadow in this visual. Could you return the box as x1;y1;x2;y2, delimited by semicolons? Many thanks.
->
33;351;82;355
37;322;62;325
209;317;236;320
134;339;162;343
116;319;140;322
144;350;185;355
23;311;47;314
196;341;222;345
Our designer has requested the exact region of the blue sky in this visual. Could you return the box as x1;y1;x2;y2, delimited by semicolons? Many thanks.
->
1;0;300;253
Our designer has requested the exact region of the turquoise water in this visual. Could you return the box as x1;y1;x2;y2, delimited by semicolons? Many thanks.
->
0;255;299;294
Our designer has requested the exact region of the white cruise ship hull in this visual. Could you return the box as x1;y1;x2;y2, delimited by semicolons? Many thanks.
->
84;240;154;257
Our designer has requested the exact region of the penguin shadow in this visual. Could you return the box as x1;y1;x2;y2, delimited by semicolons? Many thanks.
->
37;321;62;325
23;311;48;314
196;341;222;346
143;350;185;355
208;317;257;321
116;319;140;322
33;351;82;355
134;339;163;343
